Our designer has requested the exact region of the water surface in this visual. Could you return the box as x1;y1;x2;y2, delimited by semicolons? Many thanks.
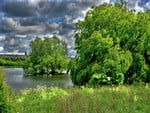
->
3;68;73;92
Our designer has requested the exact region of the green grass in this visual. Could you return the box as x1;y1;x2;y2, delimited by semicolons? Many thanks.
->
0;67;15;113
14;84;150;113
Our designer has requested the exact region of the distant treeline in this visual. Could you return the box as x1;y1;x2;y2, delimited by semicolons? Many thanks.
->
0;56;26;67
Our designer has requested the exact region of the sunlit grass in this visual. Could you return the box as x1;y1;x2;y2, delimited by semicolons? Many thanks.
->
15;84;150;113
0;66;15;113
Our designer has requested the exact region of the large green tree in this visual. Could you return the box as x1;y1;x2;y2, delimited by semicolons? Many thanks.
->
24;36;69;75
69;3;150;85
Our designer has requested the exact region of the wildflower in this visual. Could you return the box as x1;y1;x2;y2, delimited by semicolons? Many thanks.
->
134;95;137;102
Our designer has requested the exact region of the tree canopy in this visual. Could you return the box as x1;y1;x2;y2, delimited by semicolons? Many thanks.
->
24;36;69;75
69;3;150;85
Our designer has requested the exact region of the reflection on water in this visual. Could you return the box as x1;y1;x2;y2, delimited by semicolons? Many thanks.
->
3;68;73;92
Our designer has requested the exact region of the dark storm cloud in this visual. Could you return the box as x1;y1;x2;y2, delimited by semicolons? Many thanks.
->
0;0;98;35
2;0;97;18
0;0;150;53
0;0;103;53
2;1;36;17
0;17;46;34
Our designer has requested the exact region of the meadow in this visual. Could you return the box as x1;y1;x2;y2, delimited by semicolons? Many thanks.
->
14;84;150;113
1;66;150;113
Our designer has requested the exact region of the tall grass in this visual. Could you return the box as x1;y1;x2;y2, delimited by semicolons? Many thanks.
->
15;84;150;113
0;67;15;113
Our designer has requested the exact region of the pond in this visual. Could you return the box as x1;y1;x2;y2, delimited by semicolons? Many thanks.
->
3;68;73;92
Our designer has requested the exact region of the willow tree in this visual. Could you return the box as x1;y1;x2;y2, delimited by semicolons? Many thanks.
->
69;3;150;85
24;36;69;75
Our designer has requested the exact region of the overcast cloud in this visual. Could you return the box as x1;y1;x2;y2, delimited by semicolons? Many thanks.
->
0;0;149;54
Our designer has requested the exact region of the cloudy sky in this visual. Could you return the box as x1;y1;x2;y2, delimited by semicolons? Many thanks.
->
0;0;150;54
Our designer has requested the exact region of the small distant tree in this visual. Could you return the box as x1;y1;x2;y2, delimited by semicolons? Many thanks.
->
24;36;69;75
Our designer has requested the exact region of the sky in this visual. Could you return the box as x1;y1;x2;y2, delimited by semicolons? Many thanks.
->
0;0;150;55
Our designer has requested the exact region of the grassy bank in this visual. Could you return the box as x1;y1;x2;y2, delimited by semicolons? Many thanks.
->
0;67;15;113
15;84;150;113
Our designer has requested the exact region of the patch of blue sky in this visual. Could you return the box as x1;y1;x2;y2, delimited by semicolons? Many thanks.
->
0;12;4;18
49;17;65;24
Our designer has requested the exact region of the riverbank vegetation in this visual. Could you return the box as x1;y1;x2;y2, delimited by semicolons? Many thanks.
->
69;3;150;86
15;85;150;113
0;67;15;113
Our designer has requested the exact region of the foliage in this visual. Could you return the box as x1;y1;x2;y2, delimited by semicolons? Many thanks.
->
15;85;150;113
0;67;14;113
69;3;150;85
24;36;69;75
